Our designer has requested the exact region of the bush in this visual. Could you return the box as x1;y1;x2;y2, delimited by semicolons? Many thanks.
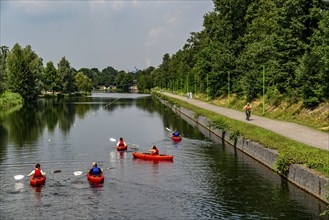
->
0;91;23;110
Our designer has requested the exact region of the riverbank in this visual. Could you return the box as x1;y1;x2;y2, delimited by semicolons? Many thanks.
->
0;92;23;116
154;92;329;204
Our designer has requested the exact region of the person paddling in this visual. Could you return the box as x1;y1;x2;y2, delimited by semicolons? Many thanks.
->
28;163;45;178
149;145;159;155
172;129;180;137
117;137;127;147
89;162;103;176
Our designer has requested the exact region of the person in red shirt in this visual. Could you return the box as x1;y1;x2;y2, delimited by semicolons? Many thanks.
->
149;145;159;155
117;137;127;147
28;163;45;177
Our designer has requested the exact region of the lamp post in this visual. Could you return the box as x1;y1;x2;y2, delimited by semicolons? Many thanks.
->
228;71;230;108
206;74;209;99
195;74;197;95
262;65;265;115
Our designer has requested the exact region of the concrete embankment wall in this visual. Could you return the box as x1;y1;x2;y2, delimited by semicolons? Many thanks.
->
157;97;329;204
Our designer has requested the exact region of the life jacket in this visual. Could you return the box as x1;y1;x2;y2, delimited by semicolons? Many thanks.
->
91;167;101;175
173;131;179;137
118;140;125;146
151;148;159;155
34;168;42;177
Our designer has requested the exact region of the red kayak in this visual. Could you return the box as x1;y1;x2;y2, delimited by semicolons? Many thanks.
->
171;135;182;142
132;152;173;161
117;145;128;151
30;176;46;186
87;173;104;183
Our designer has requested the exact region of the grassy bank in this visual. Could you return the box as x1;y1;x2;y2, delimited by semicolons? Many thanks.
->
0;91;23;113
155;91;329;178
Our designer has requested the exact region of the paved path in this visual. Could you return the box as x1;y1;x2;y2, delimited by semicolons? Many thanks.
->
161;92;329;151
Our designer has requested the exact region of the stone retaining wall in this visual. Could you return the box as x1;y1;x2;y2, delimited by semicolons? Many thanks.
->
157;97;329;204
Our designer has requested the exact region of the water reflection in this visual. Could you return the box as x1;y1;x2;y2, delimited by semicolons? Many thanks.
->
0;93;327;219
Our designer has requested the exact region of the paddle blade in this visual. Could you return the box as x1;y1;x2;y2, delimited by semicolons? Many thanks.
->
131;144;139;149
52;170;61;173
166;127;171;131
74;171;83;176
110;138;116;142
14;175;25;180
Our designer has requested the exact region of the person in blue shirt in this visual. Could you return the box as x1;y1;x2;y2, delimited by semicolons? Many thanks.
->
89;162;103;176
172;129;180;137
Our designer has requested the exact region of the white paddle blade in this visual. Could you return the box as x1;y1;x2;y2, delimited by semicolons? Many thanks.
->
131;144;139;149
110;138;116;142
166;127;171;131
74;171;83;176
14;175;25;180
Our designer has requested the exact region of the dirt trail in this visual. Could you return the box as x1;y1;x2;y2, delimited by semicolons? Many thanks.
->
161;92;329;151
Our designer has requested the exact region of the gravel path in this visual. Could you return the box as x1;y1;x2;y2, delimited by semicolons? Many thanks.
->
161;92;329;151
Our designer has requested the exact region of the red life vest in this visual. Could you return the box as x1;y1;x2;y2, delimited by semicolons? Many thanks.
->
118;140;125;146
34;168;42;177
151;148;159;155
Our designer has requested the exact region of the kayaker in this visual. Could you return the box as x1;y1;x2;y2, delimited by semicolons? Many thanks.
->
149;145;159;155
172;130;180;137
28;163;46;177
89;162;103;176
117;137;127;147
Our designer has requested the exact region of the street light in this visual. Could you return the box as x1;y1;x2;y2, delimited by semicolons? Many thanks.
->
262;65;265;115
228;71;230;108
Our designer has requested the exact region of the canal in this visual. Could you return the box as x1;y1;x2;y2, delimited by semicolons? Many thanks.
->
0;93;327;219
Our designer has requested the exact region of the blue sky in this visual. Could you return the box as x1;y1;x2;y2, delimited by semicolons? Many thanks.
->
0;0;214;72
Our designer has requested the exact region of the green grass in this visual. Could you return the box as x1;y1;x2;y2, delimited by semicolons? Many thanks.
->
154;91;329;178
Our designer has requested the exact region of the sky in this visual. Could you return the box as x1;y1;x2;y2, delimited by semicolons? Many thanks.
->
0;0;214;72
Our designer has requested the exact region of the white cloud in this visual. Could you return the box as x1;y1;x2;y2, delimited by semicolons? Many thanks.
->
146;25;167;46
145;10;182;47
165;11;181;28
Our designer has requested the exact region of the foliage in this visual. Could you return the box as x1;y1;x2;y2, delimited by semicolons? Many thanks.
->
6;43;43;103
75;72;93;92
0;91;23;111
43;61;60;94
210;119;228;132
58;57;75;94
0;46;10;94
150;0;329;107
275;154;291;175
229;130;241;142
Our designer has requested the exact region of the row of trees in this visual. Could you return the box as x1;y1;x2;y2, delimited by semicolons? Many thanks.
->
152;0;329;108
0;44;145;103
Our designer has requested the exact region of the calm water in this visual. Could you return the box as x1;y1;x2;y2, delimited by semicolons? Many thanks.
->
0;93;327;220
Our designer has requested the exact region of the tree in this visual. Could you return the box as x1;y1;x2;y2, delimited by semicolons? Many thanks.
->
44;61;60;94
75;72;93;92
296;9;329;107
58;57;75;94
0;46;10;94
115;71;133;91
237;0;281;101
6;44;43;102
